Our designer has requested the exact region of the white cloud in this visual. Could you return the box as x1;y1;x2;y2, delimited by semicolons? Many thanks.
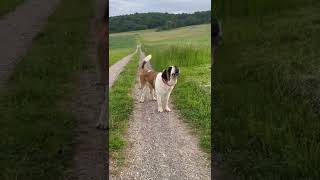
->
109;0;211;17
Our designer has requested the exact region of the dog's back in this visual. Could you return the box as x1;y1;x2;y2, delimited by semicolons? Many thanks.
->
139;55;158;88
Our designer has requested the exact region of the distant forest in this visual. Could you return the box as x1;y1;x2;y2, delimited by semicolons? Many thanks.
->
109;11;211;33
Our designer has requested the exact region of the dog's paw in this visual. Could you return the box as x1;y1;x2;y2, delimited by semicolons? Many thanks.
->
139;99;144;103
165;107;171;112
158;108;163;112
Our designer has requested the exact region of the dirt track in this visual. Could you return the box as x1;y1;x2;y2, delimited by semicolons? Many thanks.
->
109;50;137;88
110;49;211;179
0;0;59;85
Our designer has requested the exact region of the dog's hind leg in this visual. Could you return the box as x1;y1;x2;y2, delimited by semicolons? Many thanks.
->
151;88;156;101
139;76;145;89
147;83;156;101
139;85;146;102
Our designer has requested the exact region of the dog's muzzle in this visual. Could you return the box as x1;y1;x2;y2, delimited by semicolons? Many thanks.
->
172;72;179;77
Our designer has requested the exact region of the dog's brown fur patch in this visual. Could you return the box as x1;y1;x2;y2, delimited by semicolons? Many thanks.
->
139;68;158;89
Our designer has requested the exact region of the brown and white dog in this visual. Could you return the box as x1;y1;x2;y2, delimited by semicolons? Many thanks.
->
139;55;180;112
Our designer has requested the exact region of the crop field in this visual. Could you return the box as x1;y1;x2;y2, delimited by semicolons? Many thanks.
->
109;34;136;66
140;24;211;152
214;1;320;179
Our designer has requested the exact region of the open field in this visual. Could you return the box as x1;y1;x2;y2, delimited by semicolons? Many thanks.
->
109;53;138;166
214;1;320;179
109;24;211;169
109;34;136;66
0;0;24;16
0;0;92;179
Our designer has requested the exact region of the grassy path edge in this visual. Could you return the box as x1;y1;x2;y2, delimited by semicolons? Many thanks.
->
109;52;139;168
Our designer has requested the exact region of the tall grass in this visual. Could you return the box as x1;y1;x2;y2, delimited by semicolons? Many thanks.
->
144;44;210;70
214;2;320;179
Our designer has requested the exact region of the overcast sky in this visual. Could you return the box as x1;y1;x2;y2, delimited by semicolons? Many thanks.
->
109;0;211;17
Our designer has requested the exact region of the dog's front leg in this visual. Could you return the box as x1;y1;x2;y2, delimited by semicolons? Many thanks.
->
164;92;171;112
157;94;163;112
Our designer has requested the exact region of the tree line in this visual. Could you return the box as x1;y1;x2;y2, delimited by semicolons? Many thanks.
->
109;11;211;33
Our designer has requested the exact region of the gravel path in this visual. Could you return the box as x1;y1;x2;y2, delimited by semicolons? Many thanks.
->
110;49;211;179
0;0;60;85
109;49;137;88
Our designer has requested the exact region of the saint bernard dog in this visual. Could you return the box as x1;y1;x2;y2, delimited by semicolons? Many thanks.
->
139;54;180;112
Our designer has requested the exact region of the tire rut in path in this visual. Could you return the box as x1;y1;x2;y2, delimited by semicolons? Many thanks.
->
0;0;60;86
110;49;211;179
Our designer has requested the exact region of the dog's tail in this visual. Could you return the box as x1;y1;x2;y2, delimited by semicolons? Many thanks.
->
141;54;152;69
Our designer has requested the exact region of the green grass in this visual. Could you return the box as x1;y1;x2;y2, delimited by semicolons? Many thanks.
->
173;82;211;151
146;44;210;68
109;35;136;66
0;0;92;179
215;2;320;179
109;48;135;66
141;24;211;153
0;0;24;16
109;35;136;49
109;53;138;165
111;24;210;46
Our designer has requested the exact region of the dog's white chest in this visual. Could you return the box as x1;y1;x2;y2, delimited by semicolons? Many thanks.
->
155;73;175;95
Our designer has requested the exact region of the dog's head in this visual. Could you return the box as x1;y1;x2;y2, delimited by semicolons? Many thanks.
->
161;66;180;85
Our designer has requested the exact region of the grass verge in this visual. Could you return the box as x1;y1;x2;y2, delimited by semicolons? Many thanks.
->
0;0;24;17
0;0;92;179
109;53;138;165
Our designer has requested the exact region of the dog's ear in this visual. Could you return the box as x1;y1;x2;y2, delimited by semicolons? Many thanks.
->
162;69;168;81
